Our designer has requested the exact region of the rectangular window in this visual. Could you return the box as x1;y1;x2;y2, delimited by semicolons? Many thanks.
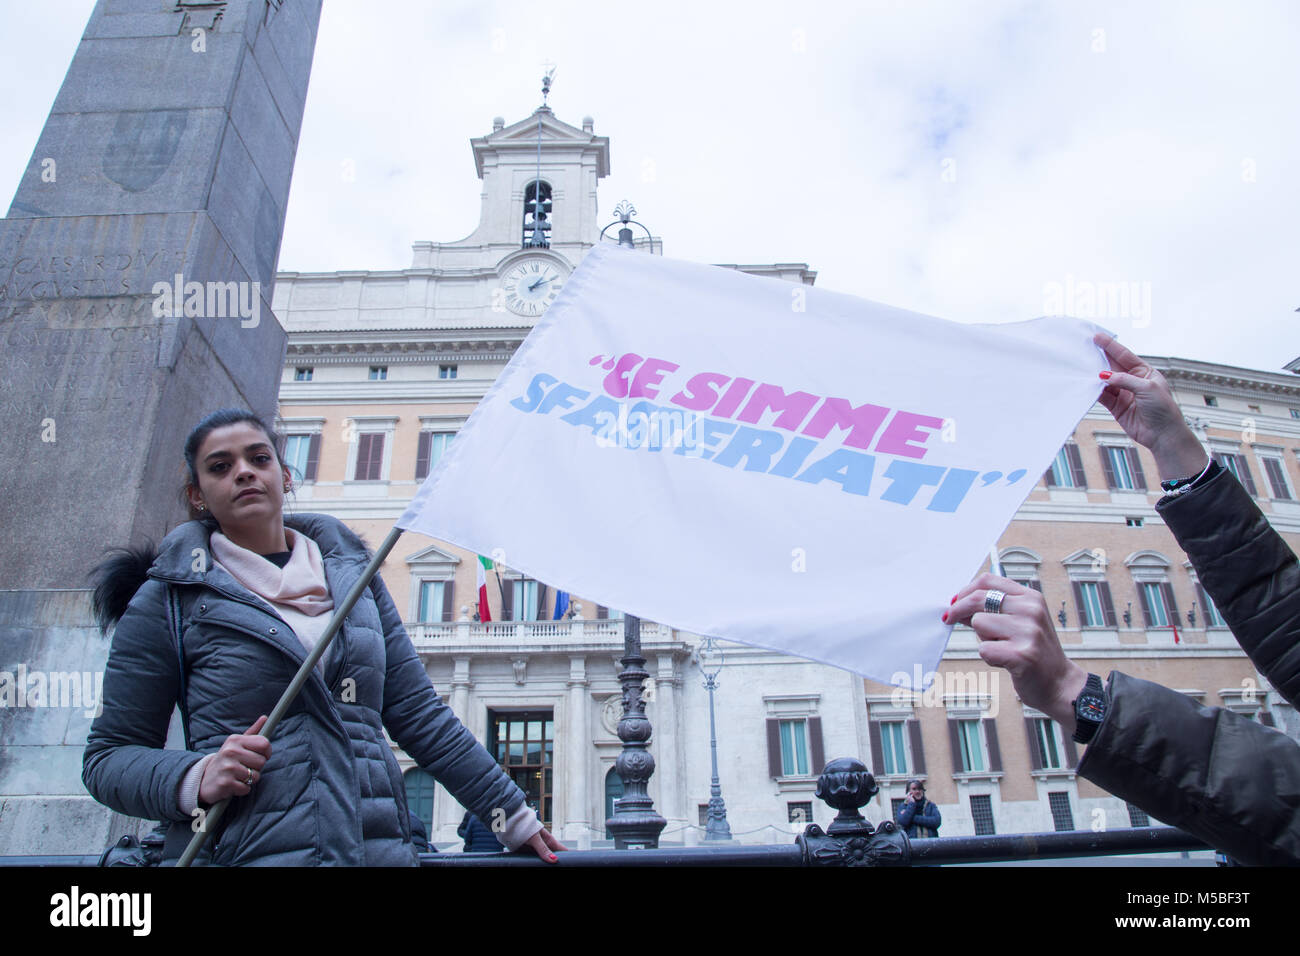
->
779;719;810;776
880;721;908;776
1078;581;1105;627
417;581;453;622
1125;516;1144;527
1262;457;1292;500
1046;446;1081;487
1214;453;1258;495
368;366;388;381
1035;718;1063;770
1195;583;1227;628
283;434;314;482
787;801;813;825
293;367;313;381
353;433;385;480
1141;582;1171;627
510;579;540;621
596;605;625;621
1048;791;1074;832
1291;409;1300;420
1126;802;1150;827
1106;446;1135;489
415;431;455;480
1203;395;1218;407
958;719;985;772
970;794;996;835
489;710;554;829
439;364;458;379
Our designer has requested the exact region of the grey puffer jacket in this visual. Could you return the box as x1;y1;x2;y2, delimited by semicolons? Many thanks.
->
1077;465;1300;865
83;513;526;865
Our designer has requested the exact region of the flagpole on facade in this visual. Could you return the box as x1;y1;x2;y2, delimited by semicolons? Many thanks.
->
177;525;406;866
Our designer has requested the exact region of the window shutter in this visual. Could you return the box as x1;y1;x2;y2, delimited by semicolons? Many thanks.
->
766;719;783;778
535;582;548;621
1071;581;1086;627
354;434;373;480
416;432;431;480
1161;582;1179;625
305;434;320;481
369;434;385;480
1234;455;1258;496
1126;447;1147;490
809;717;825;775
1264;458;1291;499
1137;584;1154;627
441;580;455;622
1062;735;1079;768
1099;447;1117;489
907;719;926;774
596;604;608;620
985;719;1002;772
501;581;513;621
947;719;964;772
1025;718;1043;770
867;720;884;774
1027;579;1043;593
1043;466;1057;487
1259;712;1275;728
1098;581;1118;627
1067;444;1087;487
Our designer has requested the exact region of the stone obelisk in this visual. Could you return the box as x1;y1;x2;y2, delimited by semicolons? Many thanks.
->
0;0;321;854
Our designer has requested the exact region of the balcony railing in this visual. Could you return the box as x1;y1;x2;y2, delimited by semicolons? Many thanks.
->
406;618;673;646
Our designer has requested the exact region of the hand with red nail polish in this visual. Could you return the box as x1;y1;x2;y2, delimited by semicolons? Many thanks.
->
1092;332;1207;481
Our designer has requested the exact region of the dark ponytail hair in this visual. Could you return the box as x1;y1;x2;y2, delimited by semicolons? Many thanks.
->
180;408;285;521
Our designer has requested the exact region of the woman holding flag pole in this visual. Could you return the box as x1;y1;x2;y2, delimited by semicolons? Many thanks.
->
85;408;566;865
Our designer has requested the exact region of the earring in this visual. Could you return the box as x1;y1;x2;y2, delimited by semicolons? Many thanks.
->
197;503;206;512
284;483;292;493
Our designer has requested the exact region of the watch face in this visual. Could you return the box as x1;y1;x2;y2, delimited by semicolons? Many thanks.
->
1077;694;1106;721
501;259;563;317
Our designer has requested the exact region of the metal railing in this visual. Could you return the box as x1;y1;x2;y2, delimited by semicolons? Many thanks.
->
0;756;1210;867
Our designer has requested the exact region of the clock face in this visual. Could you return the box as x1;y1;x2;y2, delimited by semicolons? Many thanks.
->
501;259;563;317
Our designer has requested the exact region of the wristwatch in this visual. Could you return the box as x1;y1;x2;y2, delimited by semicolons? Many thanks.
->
1072;673;1108;744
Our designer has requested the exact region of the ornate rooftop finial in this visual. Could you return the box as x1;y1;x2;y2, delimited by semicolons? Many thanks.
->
613;200;637;224
540;63;556;109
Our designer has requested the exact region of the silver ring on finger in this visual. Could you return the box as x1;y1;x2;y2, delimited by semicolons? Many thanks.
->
244;767;254;787
983;589;1006;614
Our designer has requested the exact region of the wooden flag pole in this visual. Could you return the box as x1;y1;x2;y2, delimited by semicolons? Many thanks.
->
177;525;405;867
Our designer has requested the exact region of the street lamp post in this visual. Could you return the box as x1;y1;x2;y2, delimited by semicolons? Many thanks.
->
606;613;668;849
601;201;668;849
699;637;733;841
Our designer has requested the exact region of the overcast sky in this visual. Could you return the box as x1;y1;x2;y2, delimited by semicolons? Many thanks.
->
3;1;1297;372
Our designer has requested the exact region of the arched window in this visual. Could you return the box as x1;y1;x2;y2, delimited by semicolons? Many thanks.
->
604;766;623;839
522;180;552;248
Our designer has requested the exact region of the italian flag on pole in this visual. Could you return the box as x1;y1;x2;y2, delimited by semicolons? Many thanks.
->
476;555;493;622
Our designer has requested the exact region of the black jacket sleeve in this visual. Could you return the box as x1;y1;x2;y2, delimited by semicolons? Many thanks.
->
82;579;203;823
1156;466;1300;707
1078;671;1300;866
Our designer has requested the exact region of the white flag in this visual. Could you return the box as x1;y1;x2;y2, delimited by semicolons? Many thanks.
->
398;244;1107;687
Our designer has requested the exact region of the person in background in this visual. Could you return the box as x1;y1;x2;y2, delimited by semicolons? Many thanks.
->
896;779;942;838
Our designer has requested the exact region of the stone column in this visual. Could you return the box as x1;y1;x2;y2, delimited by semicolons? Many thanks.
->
653;650;684;839
436;656;474;843
0;0;323;856
566;655;591;849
